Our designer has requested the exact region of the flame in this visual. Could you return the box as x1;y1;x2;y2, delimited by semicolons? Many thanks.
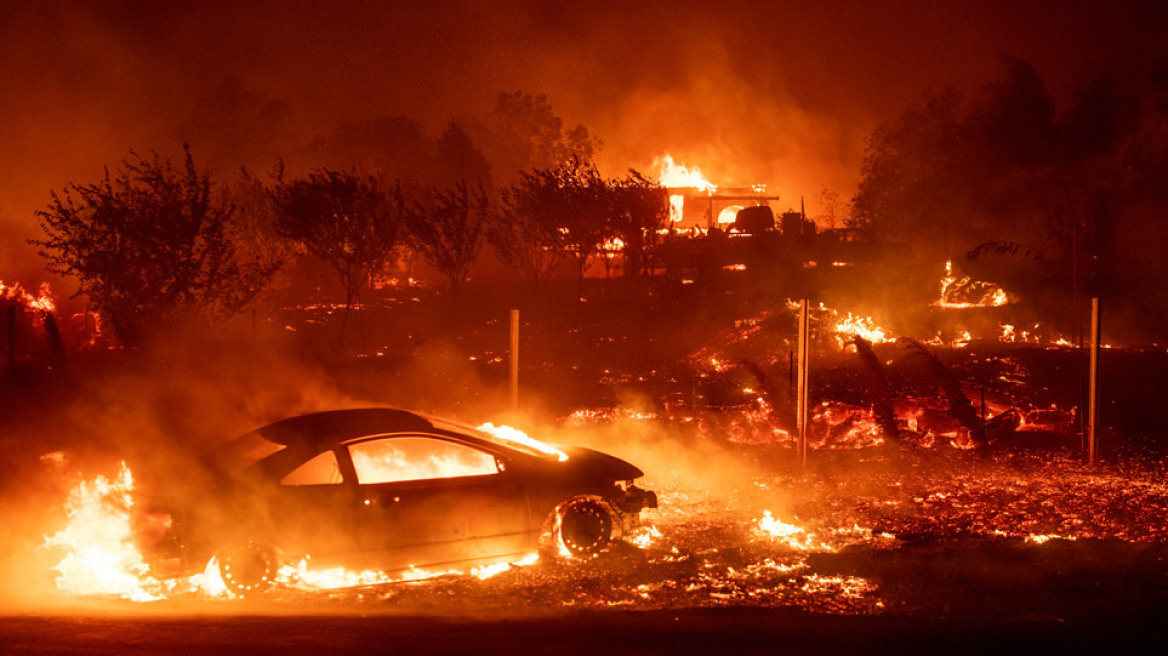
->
652;154;717;192
282;558;452;590
477;423;569;462
668;194;685;223
44;463;163;601
46;461;543;601
833;312;890;345
756;511;832;551
351;439;499;483
0;280;57;313
936;261;1010;309
627;525;662;549
471;553;540;580
999;323;1042;344
788;301;894;349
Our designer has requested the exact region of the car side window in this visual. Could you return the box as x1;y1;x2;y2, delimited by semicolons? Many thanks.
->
281;450;343;485
349;437;498;484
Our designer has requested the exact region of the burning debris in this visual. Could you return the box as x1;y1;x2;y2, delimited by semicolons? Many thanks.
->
935;260;1009;309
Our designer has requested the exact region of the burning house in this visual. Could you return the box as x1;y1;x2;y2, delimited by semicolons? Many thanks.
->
664;184;781;233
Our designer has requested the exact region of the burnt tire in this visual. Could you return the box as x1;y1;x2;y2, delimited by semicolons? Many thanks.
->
218;541;278;596
543;496;615;559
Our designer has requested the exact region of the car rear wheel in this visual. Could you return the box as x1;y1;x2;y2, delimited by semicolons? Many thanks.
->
543;496;615;559
218;541;279;596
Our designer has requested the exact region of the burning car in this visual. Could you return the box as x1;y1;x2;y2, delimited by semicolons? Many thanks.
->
151;408;657;595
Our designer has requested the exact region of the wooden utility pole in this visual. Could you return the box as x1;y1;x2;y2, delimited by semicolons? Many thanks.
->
796;299;810;466
509;309;520;412
1087;297;1101;464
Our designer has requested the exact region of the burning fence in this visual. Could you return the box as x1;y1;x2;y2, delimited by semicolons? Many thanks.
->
1;279;105;366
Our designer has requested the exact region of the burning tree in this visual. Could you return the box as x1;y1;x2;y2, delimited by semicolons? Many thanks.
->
493;156;608;293
32;145;276;347
529;157;607;295
273;169;405;341
493;172;568;286
405;182;491;294
493;161;668;288
606;170;670;278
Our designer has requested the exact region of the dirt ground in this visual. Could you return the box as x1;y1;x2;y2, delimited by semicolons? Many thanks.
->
2;603;1167;655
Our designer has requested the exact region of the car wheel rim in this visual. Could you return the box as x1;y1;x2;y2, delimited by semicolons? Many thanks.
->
559;500;612;557
219;543;277;595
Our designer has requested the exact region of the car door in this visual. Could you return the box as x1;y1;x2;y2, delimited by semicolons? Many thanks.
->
346;435;531;569
266;447;362;562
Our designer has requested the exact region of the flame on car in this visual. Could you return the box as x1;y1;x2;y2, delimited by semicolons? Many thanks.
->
44;459;545;602
477;423;569;462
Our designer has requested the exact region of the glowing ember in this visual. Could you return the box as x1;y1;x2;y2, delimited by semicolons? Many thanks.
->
799;574;882;613
282;559;452;590
813;403;885;449
1025;533;1075;545
936;260;1010;308
477;423;569;461
44;462;163;601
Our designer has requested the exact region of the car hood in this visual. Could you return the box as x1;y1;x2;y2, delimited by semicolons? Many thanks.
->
557;446;645;482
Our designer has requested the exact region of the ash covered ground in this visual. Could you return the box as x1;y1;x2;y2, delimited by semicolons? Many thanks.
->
3;276;1168;652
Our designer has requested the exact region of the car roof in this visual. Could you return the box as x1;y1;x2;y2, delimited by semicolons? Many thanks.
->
251;408;438;451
